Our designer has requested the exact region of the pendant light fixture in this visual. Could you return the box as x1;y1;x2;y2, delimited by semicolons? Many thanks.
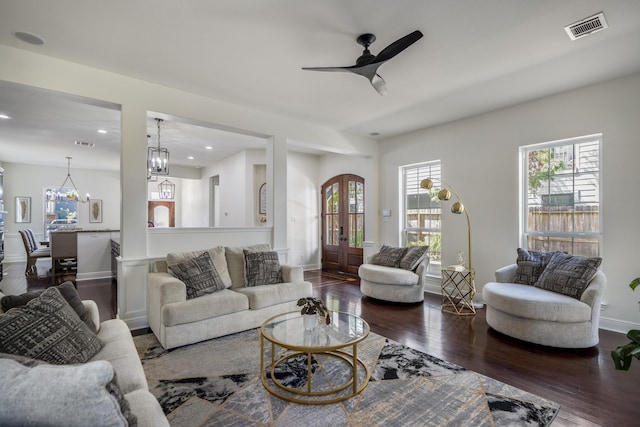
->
49;157;89;203
146;134;158;182
147;118;169;177
158;179;175;199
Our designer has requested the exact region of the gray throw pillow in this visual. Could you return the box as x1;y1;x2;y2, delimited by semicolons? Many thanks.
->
513;248;559;285
399;246;429;270
244;250;283;286
168;251;226;299
0;287;104;364
534;252;602;299
374;245;408;268
0;282;96;333
0;358;137;427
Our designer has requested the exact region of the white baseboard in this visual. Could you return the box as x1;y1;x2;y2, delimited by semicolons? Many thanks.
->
599;316;640;334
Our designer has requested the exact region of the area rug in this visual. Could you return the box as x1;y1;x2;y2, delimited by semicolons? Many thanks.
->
133;329;559;426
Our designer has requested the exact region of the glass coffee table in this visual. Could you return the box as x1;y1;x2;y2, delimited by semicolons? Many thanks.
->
260;311;370;405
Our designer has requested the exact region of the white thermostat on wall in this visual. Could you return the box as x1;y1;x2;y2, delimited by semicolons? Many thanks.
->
381;209;391;217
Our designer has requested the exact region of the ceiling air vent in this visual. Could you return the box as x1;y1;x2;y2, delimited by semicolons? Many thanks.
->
74;140;95;148
565;12;608;40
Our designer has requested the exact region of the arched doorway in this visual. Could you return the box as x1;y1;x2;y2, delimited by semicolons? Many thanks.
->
321;174;364;274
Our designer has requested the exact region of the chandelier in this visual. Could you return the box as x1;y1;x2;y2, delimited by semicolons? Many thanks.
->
147;118;169;178
49;157;89;203
158;179;175;199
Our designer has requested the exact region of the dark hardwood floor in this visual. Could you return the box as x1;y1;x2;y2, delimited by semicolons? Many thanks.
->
305;270;640;427
2;262;637;425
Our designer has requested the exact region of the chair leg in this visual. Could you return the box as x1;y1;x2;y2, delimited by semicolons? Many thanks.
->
25;257;37;276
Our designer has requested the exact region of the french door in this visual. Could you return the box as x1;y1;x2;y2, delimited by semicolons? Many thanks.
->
321;174;364;274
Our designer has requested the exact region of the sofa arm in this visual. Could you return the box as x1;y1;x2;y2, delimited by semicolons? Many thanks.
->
495;264;517;283
147;272;187;332
281;264;304;283
580;270;607;310
82;300;101;333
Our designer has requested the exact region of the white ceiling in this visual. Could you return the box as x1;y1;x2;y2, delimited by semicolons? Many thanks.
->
1;0;640;171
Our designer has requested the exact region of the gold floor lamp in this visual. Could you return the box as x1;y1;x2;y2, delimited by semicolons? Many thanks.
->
420;178;472;270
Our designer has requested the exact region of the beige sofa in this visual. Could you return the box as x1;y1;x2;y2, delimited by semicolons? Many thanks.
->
0;290;168;427
147;244;313;349
483;264;607;348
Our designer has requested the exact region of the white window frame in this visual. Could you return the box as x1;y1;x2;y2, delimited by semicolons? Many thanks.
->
401;160;442;277
519;133;602;256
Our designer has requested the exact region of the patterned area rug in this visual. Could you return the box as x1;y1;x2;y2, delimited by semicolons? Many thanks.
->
133;329;559;426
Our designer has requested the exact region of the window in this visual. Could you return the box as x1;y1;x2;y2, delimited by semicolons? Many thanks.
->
520;134;601;256
44;187;79;236
402;161;441;276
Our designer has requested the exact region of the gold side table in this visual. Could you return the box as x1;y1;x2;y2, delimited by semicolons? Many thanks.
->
441;269;476;316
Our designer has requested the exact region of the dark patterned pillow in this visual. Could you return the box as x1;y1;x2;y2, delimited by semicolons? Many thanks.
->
244;250;283;286
0;282;95;332
374;245;408;268
534;252;602;299
513;248;559;285
399;246;429;270
168;251;226;299
0;287;103;364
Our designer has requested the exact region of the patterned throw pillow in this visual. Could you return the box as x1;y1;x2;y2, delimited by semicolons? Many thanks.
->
244;250;283;286
513;248;559;285
0;357;137;427
168;251;226;299
534;252;602;299
0;287;104;364
374;245;408;268
399;246;429;270
0;282;97;333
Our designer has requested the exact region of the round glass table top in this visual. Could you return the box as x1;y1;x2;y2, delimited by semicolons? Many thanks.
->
261;311;369;350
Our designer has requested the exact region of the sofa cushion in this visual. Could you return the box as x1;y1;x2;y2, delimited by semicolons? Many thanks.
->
0;287;103;364
535;253;602;299
0;282;97;332
513;248;559;285
374;245;408;268
399;246;428;270
167;246;232;289
92;318;149;394
244;250;283;286
225;244;271;289
0;357;135;427
358;264;419;286
168;252;227;299
235;282;311;310
161;289;249;327
483;282;591;322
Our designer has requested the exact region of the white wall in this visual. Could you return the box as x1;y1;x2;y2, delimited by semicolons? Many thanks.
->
378;72;640;332
287;152;320;269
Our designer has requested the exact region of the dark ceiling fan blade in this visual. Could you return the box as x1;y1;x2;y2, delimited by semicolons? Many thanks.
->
373;30;423;64
370;74;387;96
301;66;352;72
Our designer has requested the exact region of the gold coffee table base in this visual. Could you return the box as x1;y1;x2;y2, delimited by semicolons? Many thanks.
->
260;311;371;405
261;346;370;405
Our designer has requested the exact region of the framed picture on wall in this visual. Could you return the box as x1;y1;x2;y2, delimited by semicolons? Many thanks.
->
90;199;103;223
15;196;31;223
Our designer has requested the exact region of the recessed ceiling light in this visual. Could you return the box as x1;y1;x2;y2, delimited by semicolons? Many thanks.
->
97;129;108;134
188;156;195;160
0;114;10;119
205;146;213;150
13;31;45;46
369;132;380;136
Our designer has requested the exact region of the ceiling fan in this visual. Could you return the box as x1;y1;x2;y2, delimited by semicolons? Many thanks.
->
302;30;423;95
